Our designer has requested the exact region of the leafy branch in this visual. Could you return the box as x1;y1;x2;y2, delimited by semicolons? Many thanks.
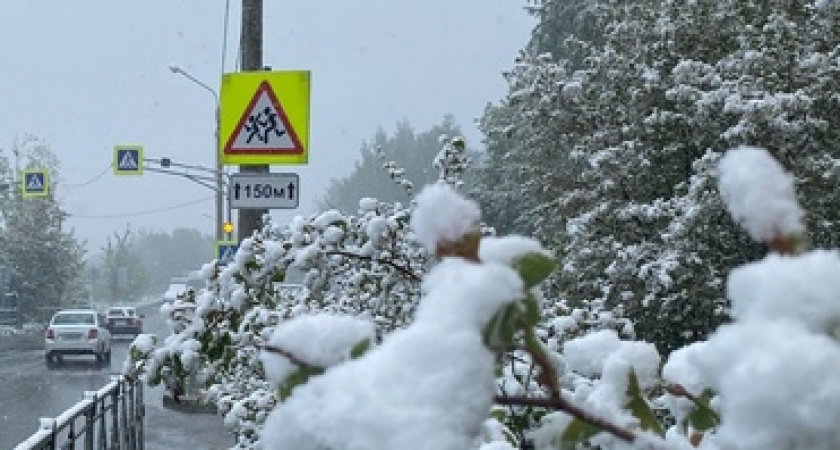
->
325;250;422;282
262;343;318;369
493;394;637;443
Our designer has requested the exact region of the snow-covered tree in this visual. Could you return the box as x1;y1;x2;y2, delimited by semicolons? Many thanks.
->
0;136;86;318
130;132;840;449
475;0;840;352
320;117;465;213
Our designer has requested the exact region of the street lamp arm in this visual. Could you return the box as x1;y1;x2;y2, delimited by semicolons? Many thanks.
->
168;64;228;240
169;65;219;105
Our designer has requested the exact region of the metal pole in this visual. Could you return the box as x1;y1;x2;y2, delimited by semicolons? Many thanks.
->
120;382;129;449
83;391;96;450
110;387;119;448
237;0;267;241
136;380;145;450
169;65;225;242
215;108;225;242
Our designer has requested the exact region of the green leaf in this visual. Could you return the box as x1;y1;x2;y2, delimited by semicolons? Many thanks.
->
519;293;541;328
349;338;371;359
686;389;718;431
625;370;664;435
482;303;520;349
172;354;187;379
148;370;163;386
277;365;324;401
560;417;600;446
512;252;557;289
489;406;507;423
271;270;286;283
451;136;466;150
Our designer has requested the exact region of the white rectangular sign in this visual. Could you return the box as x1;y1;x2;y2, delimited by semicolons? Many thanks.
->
229;173;300;209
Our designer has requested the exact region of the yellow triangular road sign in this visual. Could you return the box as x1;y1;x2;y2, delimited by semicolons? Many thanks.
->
224;81;303;155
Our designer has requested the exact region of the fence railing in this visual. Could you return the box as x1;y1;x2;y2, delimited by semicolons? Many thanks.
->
14;375;144;450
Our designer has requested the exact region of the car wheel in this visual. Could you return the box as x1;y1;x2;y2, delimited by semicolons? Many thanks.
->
45;353;58;370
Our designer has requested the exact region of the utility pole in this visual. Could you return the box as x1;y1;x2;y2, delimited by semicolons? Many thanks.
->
237;0;268;240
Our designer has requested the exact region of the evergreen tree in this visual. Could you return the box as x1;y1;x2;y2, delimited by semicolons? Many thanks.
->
476;0;840;352
319;117;463;213
0;136;86;321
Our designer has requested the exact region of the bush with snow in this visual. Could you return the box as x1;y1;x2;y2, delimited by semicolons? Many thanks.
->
127;142;840;449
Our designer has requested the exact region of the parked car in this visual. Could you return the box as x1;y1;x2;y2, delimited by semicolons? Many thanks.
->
44;309;111;368
104;306;143;336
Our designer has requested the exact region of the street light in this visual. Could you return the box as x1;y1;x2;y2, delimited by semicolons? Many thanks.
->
168;65;229;242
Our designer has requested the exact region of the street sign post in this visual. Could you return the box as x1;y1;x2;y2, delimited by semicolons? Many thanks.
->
113;145;144;175
229;173;299;209
219;71;311;165
21;170;48;197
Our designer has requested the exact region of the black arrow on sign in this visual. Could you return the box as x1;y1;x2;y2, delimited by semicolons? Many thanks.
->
288;182;296;199
234;183;241;200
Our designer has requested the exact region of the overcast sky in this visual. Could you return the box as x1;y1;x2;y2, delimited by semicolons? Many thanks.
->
0;1;534;256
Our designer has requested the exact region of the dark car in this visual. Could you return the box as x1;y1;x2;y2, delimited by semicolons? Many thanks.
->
104;306;143;337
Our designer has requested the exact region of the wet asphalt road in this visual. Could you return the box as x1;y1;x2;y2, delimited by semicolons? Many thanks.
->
0;304;235;449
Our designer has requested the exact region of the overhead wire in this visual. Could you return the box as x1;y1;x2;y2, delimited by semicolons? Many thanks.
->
61;163;113;188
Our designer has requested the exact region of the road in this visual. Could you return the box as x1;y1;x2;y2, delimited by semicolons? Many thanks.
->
0;303;235;449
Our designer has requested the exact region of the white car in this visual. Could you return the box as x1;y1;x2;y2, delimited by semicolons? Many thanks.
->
44;309;112;368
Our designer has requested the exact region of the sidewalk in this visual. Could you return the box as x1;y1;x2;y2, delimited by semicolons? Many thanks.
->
144;385;236;450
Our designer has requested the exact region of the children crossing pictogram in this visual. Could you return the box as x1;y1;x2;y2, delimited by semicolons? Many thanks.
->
224;81;303;155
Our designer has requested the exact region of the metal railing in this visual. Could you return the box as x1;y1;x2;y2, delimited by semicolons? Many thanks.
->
14;375;144;450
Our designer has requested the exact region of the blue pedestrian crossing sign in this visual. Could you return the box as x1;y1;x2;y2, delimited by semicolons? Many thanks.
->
21;170;48;198
216;241;238;266
113;145;143;175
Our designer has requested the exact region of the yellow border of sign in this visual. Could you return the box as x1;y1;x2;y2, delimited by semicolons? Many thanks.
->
215;240;239;263
219;71;311;165
21;170;49;198
113;145;144;175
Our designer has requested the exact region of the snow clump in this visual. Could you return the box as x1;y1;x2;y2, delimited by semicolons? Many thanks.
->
717;145;804;241
259;258;524;449
410;183;480;253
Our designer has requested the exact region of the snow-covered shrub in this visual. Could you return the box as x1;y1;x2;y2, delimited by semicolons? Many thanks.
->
128;137;468;445
129;142;839;449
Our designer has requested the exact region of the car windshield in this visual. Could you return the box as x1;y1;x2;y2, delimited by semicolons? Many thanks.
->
53;313;95;325
107;309;126;316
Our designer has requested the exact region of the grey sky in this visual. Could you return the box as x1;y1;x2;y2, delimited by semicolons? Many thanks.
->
0;1;534;255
